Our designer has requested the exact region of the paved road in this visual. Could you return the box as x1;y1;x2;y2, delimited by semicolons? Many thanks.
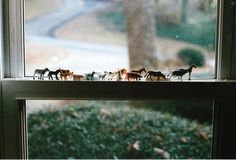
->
25;0;129;75
25;0;107;37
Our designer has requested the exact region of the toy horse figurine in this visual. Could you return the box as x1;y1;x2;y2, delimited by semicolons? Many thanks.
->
86;71;96;80
48;69;61;80
33;68;49;80
73;74;85;81
98;71;113;81
145;71;166;81
59;69;73;80
126;72;142;81
131;68;146;74
111;68;127;80
168;64;196;80
117;69;125;81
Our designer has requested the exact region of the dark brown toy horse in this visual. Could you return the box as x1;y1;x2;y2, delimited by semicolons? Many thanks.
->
126;72;142;81
131;68;146;74
48;69;61;80
145;71;166;81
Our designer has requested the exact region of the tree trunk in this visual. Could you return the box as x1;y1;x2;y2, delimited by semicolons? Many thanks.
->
181;0;188;23
124;0;157;70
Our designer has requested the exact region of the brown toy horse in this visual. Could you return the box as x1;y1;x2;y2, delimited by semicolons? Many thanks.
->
126;72;142;81
131;68;146;74
145;71;166;81
73;74;85;81
59;69;73;80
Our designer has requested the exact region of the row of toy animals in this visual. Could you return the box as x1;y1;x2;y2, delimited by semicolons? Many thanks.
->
32;64;196;81
33;68;73;80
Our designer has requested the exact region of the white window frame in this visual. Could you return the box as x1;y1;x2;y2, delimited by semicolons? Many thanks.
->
1;0;236;159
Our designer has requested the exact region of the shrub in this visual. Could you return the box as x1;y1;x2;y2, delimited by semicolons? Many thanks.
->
28;104;211;159
130;100;212;124
177;48;206;67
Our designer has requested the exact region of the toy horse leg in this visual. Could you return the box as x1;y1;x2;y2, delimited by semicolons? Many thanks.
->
188;72;191;80
56;75;59;80
102;75;106;81
39;74;43;80
33;73;36;80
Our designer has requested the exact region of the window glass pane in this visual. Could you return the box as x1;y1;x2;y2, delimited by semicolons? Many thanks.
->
25;0;218;79
27;100;213;159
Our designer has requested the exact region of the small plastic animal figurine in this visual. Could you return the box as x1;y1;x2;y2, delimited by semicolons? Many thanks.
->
33;68;49;80
86;71;96;80
117;69;123;81
61;72;73;80
105;71;114;80
126;72;142;81
131;68;146;74
73;74;85;81
48;69;61;80
168;64;196;80
98;71;111;81
111;68;127;80
145;71;166;81
59;69;73;80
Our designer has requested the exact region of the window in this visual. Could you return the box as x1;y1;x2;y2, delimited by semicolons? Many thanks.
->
24;0;218;79
23;2;218;157
1;0;236;159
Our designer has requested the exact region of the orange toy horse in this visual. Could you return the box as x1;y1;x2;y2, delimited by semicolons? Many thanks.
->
111;68;127;80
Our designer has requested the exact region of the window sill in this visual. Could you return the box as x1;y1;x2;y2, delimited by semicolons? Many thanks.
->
2;79;236;100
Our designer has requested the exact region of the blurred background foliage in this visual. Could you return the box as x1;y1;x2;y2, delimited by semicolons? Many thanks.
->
28;102;212;159
100;0;216;50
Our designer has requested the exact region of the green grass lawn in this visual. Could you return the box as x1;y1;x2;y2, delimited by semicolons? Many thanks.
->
28;103;212;159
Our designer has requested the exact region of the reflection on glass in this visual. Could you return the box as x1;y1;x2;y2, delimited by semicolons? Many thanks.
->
27;100;212;159
25;0;217;79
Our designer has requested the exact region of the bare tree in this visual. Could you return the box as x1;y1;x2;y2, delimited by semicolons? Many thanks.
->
199;0;214;11
124;0;157;69
181;0;188;23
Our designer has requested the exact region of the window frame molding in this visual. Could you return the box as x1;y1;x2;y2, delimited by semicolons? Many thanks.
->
2;0;24;78
1;0;236;159
217;0;236;79
0;0;3;79
213;0;236;158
